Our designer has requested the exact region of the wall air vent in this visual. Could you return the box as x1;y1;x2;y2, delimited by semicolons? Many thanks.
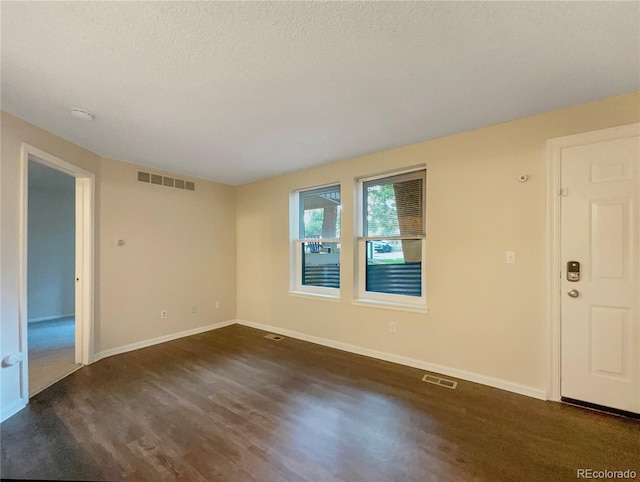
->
264;334;284;341
138;171;150;183
421;374;458;389
137;171;195;192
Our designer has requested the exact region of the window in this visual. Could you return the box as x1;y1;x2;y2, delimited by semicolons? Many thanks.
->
291;184;341;297
357;169;426;306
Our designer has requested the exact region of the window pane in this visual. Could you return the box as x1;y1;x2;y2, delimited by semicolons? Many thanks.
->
364;174;424;237
299;185;341;238
302;242;340;288
365;239;421;297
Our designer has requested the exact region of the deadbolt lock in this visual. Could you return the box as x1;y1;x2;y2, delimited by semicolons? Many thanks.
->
567;261;580;282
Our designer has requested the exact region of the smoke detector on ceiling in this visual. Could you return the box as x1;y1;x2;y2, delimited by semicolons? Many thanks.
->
70;108;95;121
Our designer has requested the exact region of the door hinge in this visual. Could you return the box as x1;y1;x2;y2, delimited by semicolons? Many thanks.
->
559;187;568;197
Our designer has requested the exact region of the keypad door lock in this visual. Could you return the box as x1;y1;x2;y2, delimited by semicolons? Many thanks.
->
567;261;580;282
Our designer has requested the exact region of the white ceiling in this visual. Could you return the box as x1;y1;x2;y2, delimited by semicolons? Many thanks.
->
2;2;639;185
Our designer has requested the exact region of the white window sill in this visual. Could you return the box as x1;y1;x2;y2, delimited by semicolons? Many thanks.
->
350;298;429;314
289;291;342;303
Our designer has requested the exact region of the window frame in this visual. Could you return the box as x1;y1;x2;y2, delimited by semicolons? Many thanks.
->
290;182;342;299
355;167;427;307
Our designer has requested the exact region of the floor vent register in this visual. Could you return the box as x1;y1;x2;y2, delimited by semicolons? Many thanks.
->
422;374;458;389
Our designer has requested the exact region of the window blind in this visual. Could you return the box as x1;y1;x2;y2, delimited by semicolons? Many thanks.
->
363;171;425;237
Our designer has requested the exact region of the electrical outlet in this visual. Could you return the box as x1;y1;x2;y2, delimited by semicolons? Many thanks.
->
505;251;516;264
160;309;168;319
388;321;396;333
215;301;220;309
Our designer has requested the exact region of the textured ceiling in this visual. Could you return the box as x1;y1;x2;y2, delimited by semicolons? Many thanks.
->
2;2;639;185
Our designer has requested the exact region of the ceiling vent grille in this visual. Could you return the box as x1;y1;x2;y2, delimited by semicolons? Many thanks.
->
138;171;195;192
421;374;457;389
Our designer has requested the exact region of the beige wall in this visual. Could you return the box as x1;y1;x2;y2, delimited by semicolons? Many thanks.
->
0;111;237;418
98;157;236;350
236;92;640;394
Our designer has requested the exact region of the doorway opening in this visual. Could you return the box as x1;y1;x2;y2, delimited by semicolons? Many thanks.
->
27;161;80;395
19;144;95;402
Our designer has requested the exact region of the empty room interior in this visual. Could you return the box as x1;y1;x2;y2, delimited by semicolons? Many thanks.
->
1;2;639;481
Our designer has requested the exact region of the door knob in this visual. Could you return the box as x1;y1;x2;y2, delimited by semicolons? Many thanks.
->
567;289;579;298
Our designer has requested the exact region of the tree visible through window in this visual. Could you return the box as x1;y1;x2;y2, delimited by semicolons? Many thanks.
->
366;183;399;236
361;170;425;301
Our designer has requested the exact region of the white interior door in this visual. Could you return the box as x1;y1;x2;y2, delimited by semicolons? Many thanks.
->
560;134;639;414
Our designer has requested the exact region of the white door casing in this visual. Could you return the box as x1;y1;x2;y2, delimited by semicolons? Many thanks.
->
548;125;639;414
19;144;95;404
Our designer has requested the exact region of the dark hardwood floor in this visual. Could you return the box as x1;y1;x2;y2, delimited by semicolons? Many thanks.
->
2;324;638;481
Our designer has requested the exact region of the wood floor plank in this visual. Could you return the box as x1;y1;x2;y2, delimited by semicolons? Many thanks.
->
2;324;639;481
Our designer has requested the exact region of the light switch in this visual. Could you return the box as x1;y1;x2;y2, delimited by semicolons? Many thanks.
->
505;251;516;264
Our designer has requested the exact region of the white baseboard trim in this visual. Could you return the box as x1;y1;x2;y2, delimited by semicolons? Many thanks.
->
1;398;27;423
92;319;236;363
236;319;547;401
28;313;74;323
87;318;546;401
